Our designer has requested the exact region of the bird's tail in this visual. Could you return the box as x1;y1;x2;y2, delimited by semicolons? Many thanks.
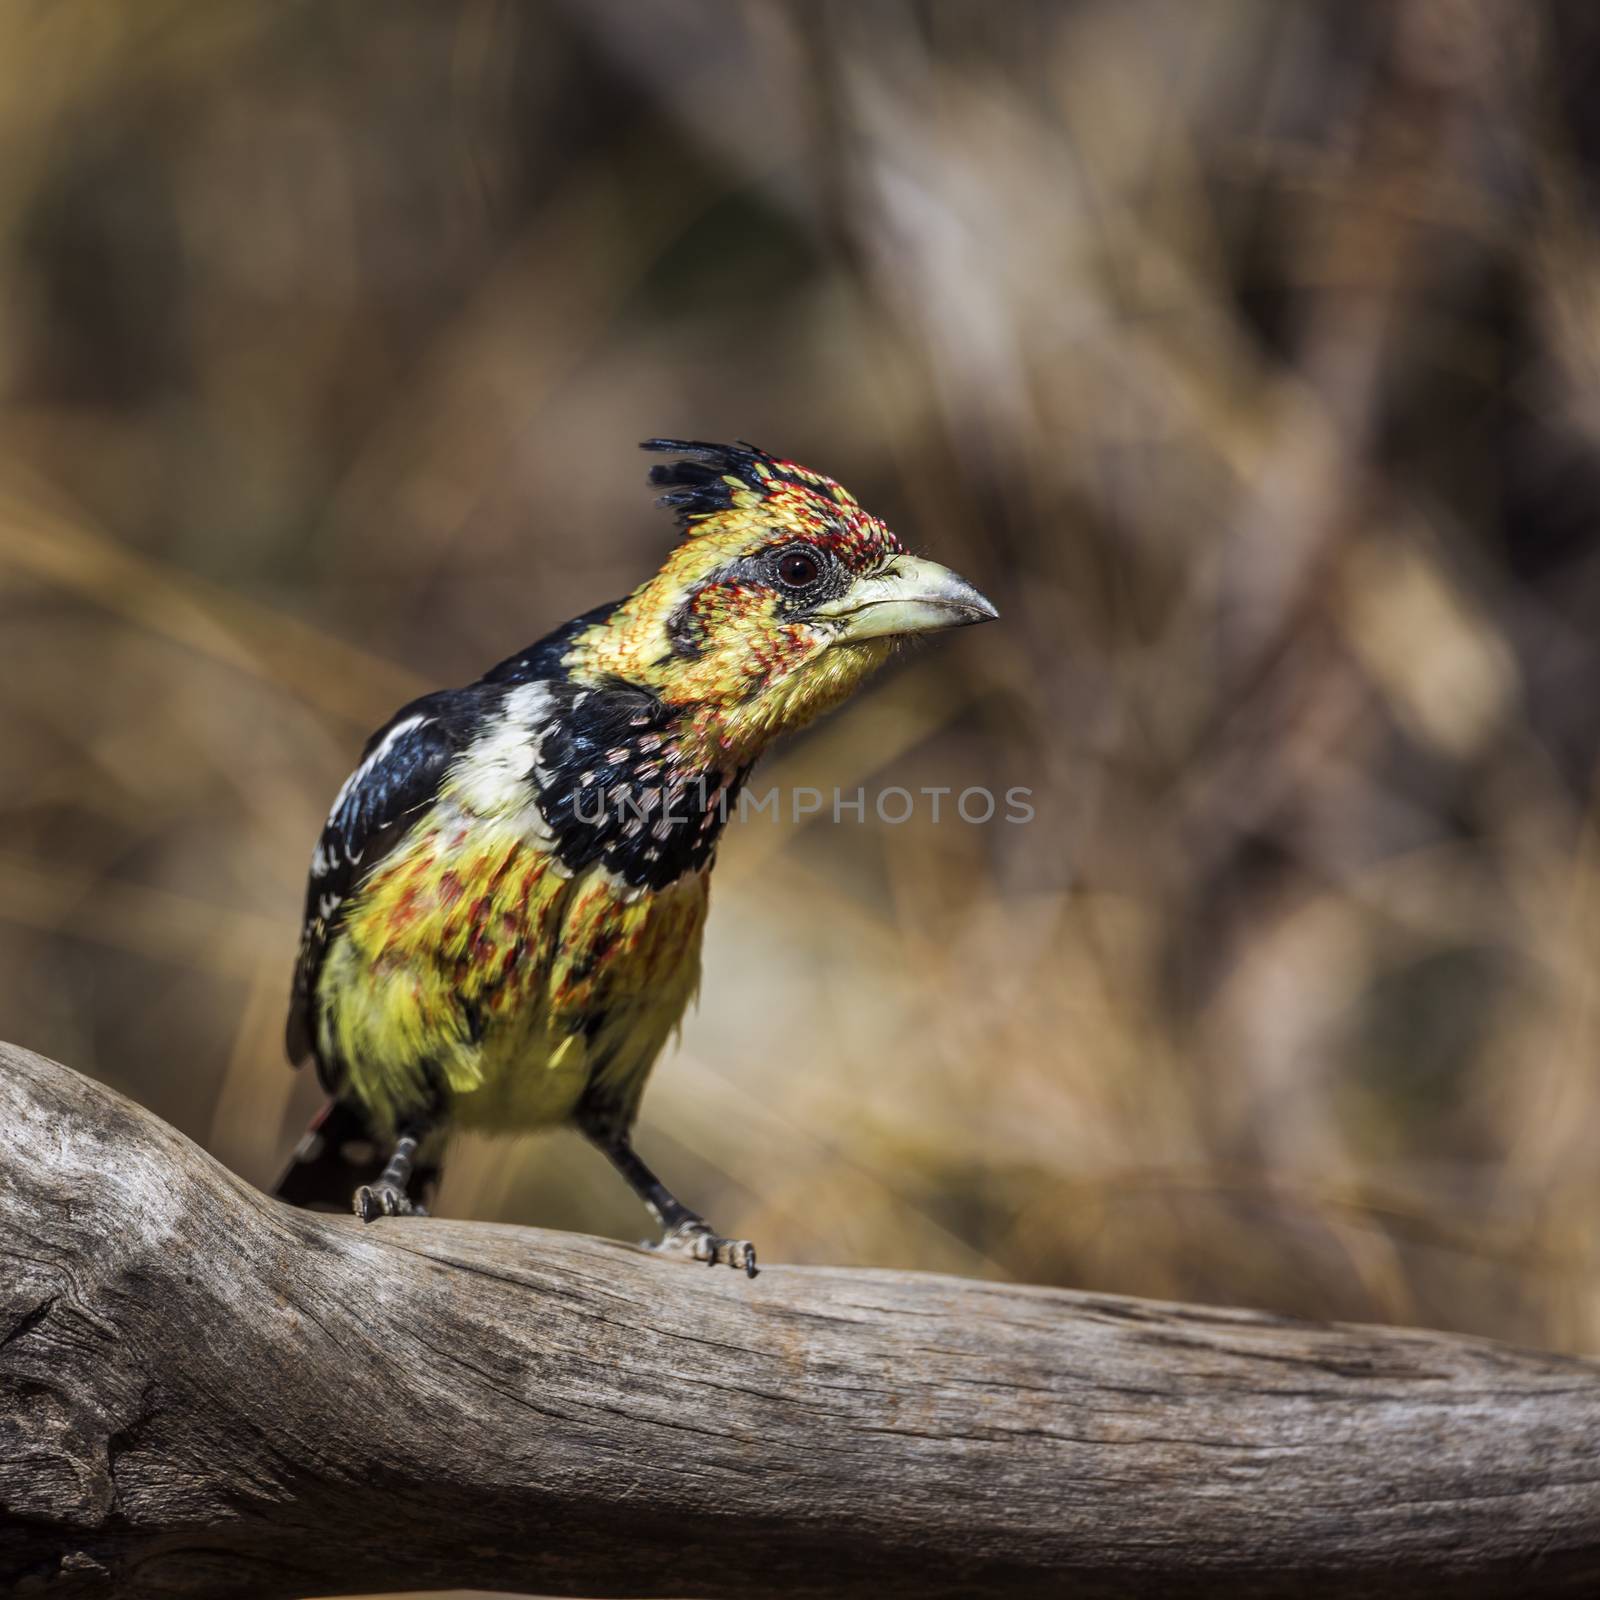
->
272;1098;388;1212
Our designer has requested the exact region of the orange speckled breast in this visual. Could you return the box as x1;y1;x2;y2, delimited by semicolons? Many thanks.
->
315;802;710;1136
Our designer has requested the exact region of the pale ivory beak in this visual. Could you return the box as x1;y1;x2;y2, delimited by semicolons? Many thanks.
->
816;555;999;642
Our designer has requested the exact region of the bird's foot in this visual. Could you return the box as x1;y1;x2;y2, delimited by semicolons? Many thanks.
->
353;1182;427;1222
647;1219;758;1278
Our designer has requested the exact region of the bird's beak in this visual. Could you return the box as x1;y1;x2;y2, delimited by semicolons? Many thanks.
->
816;555;999;643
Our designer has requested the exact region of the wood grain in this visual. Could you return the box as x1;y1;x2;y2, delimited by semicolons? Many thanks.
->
2;1039;1598;1599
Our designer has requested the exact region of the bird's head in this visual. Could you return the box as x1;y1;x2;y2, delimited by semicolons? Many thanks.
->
565;440;997;765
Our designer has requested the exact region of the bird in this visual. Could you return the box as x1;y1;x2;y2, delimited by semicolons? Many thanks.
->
273;438;997;1275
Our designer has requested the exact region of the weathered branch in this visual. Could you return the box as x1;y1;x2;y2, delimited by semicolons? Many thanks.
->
2;1041;1598;1599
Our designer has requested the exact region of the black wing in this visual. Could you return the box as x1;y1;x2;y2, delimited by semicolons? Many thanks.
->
285;687;491;1082
285;601;624;1085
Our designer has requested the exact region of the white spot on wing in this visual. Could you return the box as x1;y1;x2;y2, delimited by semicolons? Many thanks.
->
448;682;556;843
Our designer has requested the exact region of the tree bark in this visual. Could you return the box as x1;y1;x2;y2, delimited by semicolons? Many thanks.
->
1;1041;1598;1599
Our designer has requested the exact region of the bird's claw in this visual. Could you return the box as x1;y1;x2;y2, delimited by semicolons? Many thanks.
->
647;1220;758;1278
353;1184;426;1222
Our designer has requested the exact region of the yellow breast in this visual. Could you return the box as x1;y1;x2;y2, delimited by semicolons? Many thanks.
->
316;803;709;1135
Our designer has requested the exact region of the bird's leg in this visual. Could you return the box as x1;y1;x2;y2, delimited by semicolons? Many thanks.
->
582;1123;757;1277
353;1118;436;1222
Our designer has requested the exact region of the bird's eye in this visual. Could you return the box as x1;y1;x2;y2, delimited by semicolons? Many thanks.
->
775;548;822;588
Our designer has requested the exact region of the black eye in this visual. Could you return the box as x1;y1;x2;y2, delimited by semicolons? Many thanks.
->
776;548;822;588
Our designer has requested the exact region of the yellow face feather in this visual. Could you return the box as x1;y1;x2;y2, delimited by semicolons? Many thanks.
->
562;462;904;765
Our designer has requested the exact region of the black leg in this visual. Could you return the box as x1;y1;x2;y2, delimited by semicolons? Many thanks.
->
580;1119;758;1278
599;1137;702;1233
354;1119;436;1222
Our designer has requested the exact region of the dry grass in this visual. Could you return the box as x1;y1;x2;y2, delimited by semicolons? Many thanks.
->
4;0;1600;1390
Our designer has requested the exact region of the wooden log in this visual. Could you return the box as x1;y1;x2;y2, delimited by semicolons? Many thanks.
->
2;1039;1598;1599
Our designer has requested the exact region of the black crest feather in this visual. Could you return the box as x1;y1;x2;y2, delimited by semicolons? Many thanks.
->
640;438;779;526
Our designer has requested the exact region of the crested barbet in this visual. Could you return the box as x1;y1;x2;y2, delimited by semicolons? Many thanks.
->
275;440;998;1276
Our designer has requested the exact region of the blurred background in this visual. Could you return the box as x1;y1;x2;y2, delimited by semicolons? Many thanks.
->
5;0;1600;1361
